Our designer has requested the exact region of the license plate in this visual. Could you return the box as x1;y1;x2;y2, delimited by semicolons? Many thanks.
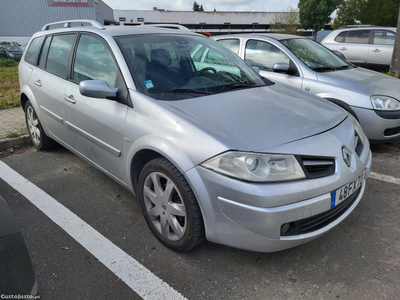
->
331;170;365;208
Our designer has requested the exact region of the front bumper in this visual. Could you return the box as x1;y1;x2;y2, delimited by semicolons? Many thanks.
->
185;118;372;252
352;106;400;141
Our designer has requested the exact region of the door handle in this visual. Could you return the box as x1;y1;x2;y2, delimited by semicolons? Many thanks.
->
371;49;381;53
65;95;76;104
34;80;42;87
339;47;347;51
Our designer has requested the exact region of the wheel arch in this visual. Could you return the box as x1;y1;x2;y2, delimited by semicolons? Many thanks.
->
324;97;359;121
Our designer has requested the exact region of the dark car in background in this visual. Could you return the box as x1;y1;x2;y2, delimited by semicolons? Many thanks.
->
0;45;23;59
0;195;37;296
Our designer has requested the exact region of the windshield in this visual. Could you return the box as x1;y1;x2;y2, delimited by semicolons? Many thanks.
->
281;38;351;72
5;46;20;52
115;34;269;100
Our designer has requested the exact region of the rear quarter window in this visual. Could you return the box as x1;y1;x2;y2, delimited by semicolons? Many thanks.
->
334;31;347;43
25;36;45;65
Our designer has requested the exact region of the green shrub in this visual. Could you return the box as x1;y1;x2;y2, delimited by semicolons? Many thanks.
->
0;59;20;68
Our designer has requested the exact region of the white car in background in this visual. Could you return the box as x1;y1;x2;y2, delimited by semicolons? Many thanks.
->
322;26;397;70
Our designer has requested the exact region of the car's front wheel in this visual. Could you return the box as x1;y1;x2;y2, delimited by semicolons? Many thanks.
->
24;101;56;150
138;158;205;251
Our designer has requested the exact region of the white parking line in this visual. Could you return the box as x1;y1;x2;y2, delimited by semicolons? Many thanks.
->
0;161;187;300
370;172;400;186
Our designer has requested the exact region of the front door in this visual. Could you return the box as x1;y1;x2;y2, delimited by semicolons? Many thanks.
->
338;30;371;64
368;30;396;66
63;33;128;182
243;39;303;89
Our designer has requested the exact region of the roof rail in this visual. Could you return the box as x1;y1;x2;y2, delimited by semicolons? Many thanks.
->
142;24;191;31
339;25;377;29
41;19;105;31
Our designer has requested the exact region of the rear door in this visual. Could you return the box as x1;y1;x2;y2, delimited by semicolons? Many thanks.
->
29;34;76;147
338;30;371;64
243;39;303;89
368;30;396;66
64;33;128;183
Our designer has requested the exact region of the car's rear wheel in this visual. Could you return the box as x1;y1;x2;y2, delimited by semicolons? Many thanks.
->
138;158;205;251
24;101;56;150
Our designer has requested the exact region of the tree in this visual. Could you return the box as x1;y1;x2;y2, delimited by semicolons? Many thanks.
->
334;0;400;28
298;0;341;39
193;2;204;11
390;5;400;77
270;6;299;35
333;0;359;29
193;2;200;11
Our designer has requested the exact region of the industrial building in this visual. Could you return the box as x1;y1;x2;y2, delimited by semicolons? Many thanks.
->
0;0;114;44
114;8;294;35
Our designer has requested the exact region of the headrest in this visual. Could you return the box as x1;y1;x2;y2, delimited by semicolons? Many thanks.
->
151;49;172;66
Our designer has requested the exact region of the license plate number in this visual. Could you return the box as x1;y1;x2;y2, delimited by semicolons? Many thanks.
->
331;170;365;208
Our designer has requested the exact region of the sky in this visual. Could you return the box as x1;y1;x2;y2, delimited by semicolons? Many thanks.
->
102;0;301;12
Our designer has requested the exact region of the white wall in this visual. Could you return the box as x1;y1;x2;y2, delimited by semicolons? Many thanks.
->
114;10;281;25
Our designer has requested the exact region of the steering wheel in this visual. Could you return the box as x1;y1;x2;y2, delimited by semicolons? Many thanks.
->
194;67;217;78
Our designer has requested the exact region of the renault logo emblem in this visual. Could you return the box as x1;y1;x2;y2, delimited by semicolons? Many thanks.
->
342;147;352;167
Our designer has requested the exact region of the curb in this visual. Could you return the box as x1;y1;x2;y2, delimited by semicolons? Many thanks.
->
0;134;32;150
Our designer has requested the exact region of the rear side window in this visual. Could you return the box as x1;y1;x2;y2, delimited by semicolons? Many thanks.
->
217;39;240;55
334;31;347;43
344;30;371;44
73;34;118;88
46;34;75;78
25;36;45;65
373;30;396;45
38;36;51;68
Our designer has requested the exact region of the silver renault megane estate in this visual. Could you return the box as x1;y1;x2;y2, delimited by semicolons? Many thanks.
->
19;20;372;252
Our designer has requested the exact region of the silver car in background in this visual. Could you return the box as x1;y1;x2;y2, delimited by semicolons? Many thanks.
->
213;34;400;142
322;26;397;69
19;20;371;253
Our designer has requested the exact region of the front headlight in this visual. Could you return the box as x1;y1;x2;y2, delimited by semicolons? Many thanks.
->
370;95;400;111
349;114;365;145
8;53;15;58
201;151;306;182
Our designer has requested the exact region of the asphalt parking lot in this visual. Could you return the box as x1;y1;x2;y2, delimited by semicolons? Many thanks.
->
0;138;399;300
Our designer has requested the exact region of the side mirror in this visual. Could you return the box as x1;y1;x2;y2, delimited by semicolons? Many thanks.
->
79;80;119;100
252;66;260;74
273;62;290;73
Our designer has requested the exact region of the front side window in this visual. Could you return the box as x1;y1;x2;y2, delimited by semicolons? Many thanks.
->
46;34;76;78
344;30;371;44
245;40;290;70
373;30;396;45
217;39;240;55
281;38;350;72
73;34;118;88
25;36;45;65
116;34;267;101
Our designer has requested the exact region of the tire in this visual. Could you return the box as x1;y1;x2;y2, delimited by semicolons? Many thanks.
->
24;101;56;150
138;158;206;251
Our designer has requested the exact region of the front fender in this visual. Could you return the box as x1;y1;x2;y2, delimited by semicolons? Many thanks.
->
125;135;197;193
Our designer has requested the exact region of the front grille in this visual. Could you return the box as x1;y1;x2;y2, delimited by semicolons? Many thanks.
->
297;156;335;179
384;126;400;137
281;187;361;236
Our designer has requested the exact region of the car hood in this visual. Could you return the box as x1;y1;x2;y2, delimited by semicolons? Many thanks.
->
317;67;400;99
161;83;347;151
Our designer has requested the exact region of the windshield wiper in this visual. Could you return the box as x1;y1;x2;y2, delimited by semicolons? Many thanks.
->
147;88;211;95
335;65;351;70
213;82;263;93
311;67;336;72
